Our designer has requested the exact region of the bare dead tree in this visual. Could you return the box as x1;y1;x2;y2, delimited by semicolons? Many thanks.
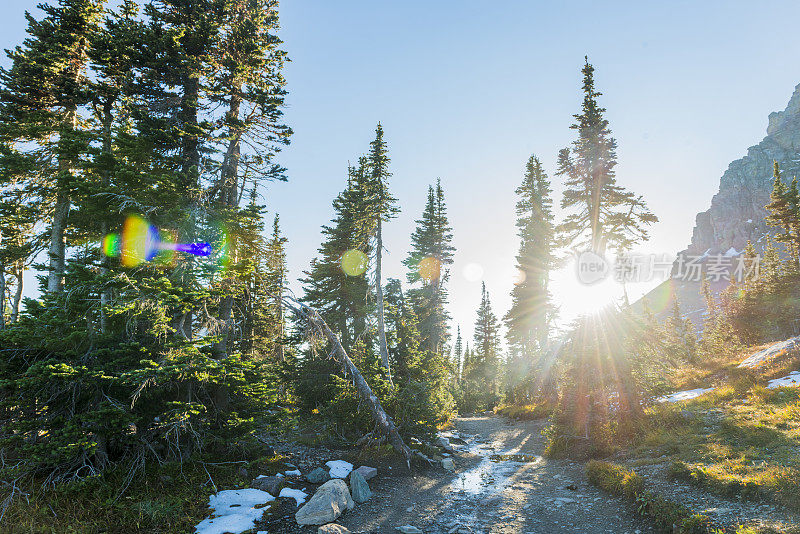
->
278;293;412;468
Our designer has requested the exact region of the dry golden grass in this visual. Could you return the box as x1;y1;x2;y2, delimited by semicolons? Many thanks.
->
633;342;800;514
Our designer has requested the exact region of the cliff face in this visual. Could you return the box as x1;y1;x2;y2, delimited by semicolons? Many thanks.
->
684;83;800;255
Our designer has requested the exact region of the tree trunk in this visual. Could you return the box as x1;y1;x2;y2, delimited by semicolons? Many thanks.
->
375;219;392;385
99;101;114;334
11;261;23;323
286;297;412;467
47;189;71;293
0;261;5;330
210;89;242;359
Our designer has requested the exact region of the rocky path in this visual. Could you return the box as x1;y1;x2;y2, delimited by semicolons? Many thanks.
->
333;416;652;534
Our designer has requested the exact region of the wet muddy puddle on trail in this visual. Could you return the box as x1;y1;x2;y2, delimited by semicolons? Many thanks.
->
449;435;542;496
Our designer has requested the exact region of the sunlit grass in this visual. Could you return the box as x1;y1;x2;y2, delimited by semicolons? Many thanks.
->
631;351;800;513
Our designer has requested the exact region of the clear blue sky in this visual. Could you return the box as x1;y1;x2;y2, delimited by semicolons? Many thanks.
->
3;1;800;344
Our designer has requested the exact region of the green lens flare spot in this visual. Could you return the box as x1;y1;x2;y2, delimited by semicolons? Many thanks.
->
341;249;368;276
102;233;121;257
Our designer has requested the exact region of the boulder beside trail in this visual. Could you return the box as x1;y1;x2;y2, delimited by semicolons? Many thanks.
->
306;467;331;484
295;479;355;526
251;475;285;495
354;465;377;480
349;470;372;503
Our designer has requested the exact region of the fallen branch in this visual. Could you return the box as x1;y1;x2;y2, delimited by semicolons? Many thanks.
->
278;294;413;468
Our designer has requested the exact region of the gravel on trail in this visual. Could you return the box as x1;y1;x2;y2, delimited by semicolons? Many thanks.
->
329;415;653;534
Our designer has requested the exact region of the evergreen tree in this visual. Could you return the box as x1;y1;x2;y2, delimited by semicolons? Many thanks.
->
766;161;800;265
0;0;291;483
452;326;463;384
504;155;554;401
665;298;697;363
701;276;717;332
0;0;105;293
362;123;399;383
404;179;455;354
301;164;372;353
467;283;502;408
556;58;657;254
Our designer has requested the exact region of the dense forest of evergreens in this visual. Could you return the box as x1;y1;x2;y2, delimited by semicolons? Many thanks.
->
2;1;800;532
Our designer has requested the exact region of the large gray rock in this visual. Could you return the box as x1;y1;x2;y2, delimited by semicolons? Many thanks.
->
251;475;285;495
295;479;355;526
354;465;377;480
348;470;372;503
318;524;350;534
306;467;330;484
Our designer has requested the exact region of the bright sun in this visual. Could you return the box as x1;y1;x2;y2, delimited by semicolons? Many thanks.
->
550;265;622;321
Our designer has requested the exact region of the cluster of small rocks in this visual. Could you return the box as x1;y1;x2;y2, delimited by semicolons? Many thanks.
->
290;460;379;532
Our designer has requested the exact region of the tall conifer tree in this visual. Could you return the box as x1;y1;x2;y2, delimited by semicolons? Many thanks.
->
404;179;455;354
556;58;657;255
363;123;399;382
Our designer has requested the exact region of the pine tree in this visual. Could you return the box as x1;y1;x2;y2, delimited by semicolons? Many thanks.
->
701;276;717;332
666;298;697;362
204;0;290;357
504;155;554;401
301;163;373;354
452;326;463;384
362;123;399;383
404;179;455;354
765;161;799;264
472;282;502;401
556;58;657;254
0;0;105;293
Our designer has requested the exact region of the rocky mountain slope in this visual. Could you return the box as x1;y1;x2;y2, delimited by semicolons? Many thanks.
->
684;83;800;256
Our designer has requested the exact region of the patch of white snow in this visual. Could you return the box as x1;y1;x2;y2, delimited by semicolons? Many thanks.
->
278;487;308;506
195;489;274;534
284;469;301;477
657;388;715;403
767;371;800;389
325;460;354;479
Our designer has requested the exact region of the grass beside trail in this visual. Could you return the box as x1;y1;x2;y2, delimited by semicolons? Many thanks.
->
0;453;288;534
494;401;553;421
626;342;800;525
586;460;800;534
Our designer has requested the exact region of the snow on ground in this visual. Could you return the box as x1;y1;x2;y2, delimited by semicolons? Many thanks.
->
195;489;275;534
658;387;716;403
326;460;353;478
738;336;800;368
278;487;308;506
284;469;301;477
767;371;800;389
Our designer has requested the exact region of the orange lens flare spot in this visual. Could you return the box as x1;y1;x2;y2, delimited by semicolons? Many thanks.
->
418;256;441;282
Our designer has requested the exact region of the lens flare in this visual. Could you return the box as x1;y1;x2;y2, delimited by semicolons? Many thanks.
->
102;233;121;257
341;249;368;276
120;215;152;267
418;256;441;282
513;267;527;285
102;215;213;268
